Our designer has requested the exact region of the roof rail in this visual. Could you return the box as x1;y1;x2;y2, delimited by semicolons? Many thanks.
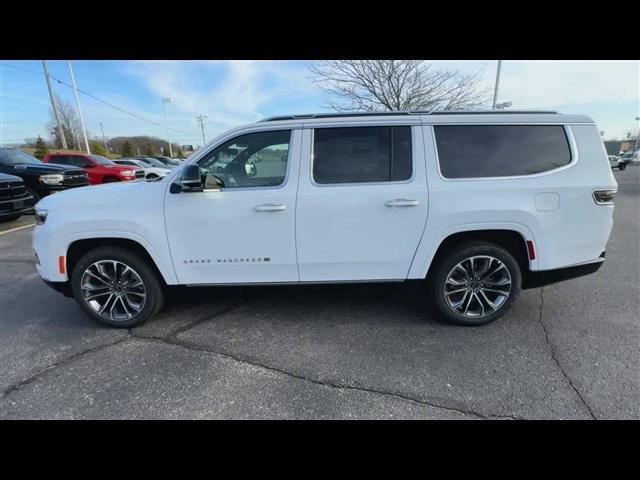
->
260;110;558;122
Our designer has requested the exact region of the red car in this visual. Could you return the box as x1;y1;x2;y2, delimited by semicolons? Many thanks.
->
43;151;144;185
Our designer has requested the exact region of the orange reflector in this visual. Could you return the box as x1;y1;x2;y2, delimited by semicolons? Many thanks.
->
526;241;536;260
59;256;66;274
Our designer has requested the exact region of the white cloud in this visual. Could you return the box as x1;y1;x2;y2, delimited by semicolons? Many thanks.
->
124;60;319;142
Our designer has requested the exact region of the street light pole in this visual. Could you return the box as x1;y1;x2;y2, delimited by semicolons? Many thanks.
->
67;61;90;154
42;60;68;149
162;97;173;157
492;60;503;110
196;114;207;145
633;117;640;159
100;122;108;152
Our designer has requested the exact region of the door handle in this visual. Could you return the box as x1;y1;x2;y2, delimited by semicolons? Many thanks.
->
385;199;419;207
254;204;287;212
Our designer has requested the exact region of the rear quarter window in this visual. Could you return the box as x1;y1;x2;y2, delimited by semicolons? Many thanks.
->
434;125;572;179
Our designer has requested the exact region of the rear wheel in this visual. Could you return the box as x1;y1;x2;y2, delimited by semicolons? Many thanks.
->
71;246;164;328
428;242;522;326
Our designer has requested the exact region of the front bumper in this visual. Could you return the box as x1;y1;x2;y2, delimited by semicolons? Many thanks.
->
0;194;36;218
42;279;73;297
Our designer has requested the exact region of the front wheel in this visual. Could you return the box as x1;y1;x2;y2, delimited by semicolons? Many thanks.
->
428;242;522;326
619;163;627;171
71;246;164;328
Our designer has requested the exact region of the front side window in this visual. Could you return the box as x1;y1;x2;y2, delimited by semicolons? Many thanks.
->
434;125;572;179
197;130;291;188
313;126;412;184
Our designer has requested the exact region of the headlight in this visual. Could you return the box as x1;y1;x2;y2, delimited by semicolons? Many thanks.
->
35;209;49;225
121;170;135;176
39;174;64;185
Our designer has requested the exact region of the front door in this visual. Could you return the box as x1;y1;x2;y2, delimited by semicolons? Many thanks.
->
296;125;428;281
165;128;301;285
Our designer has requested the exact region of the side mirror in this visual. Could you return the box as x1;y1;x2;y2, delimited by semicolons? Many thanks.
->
84;162;94;168
170;164;203;194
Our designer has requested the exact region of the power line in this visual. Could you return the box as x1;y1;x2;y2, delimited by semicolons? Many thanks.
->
1;62;200;137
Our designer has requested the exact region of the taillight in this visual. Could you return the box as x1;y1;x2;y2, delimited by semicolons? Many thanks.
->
593;190;617;205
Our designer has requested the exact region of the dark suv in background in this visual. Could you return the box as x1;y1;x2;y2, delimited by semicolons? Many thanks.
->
0;147;89;201
0;172;35;221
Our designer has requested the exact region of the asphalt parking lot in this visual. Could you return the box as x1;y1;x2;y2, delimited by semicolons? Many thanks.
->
1;168;638;420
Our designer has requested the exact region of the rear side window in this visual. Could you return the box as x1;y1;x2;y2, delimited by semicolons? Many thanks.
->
313;126;412;184
434;125;572;178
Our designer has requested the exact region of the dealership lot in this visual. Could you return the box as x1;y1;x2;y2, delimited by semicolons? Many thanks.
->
0;168;638;419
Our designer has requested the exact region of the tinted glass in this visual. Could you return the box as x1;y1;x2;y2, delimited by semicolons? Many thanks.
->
197;130;290;188
313;126;412;184
434;125;572;178
0;148;41;165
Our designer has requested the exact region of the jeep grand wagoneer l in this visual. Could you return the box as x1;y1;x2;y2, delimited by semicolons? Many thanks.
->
32;111;617;327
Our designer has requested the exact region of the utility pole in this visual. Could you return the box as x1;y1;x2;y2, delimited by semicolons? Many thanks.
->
492;60;503;110
196;114;207;145
100;122;108;152
42;61;68;149
162;97;173;157
67;61;90;153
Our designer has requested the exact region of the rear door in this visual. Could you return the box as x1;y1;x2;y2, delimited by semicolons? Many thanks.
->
296;124;429;281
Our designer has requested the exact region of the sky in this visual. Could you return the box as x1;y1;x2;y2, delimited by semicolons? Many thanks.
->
1;60;638;149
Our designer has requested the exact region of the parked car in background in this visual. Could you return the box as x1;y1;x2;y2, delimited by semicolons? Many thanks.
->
113;158;171;181
609;155;624;170
618;149;639;167
151;156;181;167
43;151;144;184
34;111;617;328
0;172;36;221
133;157;175;169
0;147;89;201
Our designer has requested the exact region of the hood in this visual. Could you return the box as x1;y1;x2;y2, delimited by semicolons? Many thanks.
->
0;172;23;182
36;177;164;211
12;163;85;175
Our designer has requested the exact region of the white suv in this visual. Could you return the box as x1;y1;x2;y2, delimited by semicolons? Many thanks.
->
32;111;617;327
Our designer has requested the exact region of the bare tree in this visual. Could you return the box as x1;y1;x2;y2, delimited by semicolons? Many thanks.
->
47;95;86;149
309;60;489;112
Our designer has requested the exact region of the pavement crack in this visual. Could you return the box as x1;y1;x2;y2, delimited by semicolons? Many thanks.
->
132;335;522;420
537;288;597;420
0;335;131;400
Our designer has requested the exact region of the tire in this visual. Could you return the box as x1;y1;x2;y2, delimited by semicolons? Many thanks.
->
103;177;119;183
427;242;522;326
619;163;627;171
146;173;159;181
70;246;164;328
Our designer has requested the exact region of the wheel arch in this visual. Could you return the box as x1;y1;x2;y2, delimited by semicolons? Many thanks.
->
410;225;537;282
65;235;175;286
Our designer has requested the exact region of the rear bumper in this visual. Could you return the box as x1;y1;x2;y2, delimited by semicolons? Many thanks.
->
522;259;604;289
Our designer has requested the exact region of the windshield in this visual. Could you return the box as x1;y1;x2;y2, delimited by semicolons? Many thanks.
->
90;155;115;165
0;148;41;166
